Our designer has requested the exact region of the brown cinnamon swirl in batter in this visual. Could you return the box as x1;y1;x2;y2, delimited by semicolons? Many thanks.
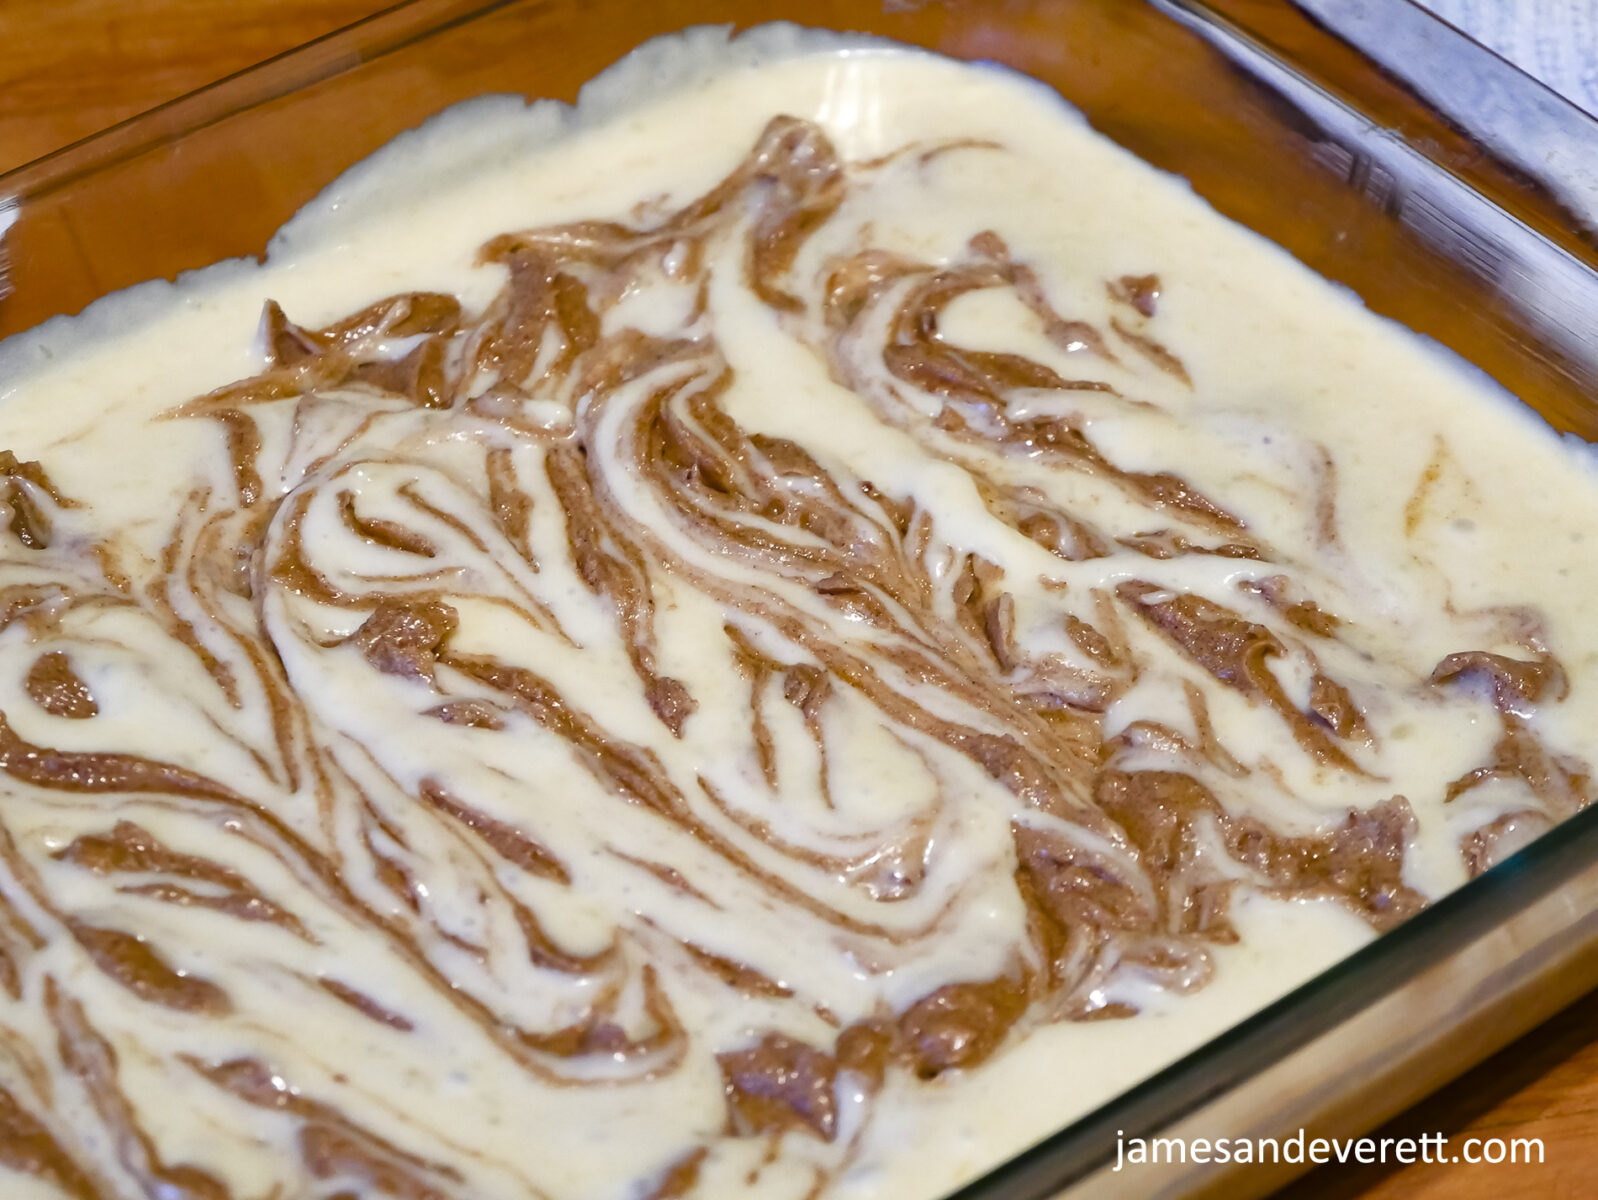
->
0;27;1594;1200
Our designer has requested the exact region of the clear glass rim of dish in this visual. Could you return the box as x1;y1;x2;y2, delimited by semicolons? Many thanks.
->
0;0;511;199
4;3;1598;1199
4;0;1598;212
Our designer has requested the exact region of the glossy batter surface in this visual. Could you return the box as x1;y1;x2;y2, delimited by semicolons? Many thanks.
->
0;29;1593;1200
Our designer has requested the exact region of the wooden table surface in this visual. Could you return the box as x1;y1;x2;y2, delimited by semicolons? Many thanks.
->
0;2;1594;1197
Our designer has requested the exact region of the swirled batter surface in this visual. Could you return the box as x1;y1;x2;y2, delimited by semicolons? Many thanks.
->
0;28;1594;1200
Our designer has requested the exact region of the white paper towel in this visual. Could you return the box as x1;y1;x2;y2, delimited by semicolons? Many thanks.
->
1410;0;1598;117
1298;0;1598;232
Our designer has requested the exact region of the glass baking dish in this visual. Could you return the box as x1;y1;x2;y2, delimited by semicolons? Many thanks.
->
3;1;1597;1197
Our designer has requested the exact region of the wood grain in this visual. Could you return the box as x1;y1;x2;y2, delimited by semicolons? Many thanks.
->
1284;994;1598;1200
0;0;389;173
0;3;1594;1199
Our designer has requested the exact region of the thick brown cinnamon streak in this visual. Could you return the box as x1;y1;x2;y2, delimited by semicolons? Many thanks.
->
23;652;98;720
0;1084;101;1200
0;713;246;803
